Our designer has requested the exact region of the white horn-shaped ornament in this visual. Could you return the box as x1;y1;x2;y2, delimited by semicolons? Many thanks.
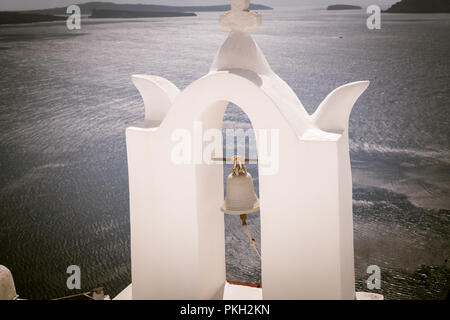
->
311;81;370;133
131;75;180;124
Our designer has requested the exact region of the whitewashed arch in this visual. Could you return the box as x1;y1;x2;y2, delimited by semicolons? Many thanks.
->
124;1;369;300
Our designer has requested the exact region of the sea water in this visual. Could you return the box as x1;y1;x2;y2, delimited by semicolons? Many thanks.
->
0;9;449;299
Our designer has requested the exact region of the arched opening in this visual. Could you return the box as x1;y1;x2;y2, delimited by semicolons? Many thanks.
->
193;98;263;299
178;73;300;298
222;103;261;287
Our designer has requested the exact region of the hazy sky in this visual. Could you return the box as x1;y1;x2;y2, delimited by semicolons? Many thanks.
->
0;0;399;11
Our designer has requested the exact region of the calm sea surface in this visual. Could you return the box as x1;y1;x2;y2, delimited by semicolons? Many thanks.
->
0;9;449;299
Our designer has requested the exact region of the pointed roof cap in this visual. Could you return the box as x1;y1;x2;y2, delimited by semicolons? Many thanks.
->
219;0;262;32
211;0;271;74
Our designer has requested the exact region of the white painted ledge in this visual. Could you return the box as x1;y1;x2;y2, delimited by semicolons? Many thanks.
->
223;282;263;300
113;284;132;300
113;283;384;300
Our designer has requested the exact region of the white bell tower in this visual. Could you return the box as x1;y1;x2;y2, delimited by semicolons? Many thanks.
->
122;0;370;300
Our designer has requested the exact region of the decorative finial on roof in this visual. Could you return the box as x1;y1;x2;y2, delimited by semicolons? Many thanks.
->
220;0;261;32
231;0;250;11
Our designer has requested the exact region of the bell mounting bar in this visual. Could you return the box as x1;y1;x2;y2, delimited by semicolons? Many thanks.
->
211;156;258;163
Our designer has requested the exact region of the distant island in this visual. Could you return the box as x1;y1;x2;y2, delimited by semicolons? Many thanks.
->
0;2;272;25
0;12;66;25
385;0;450;13
327;5;362;10
27;2;273;16
90;9;196;19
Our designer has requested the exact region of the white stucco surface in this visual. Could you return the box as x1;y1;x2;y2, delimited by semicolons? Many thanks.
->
124;0;369;300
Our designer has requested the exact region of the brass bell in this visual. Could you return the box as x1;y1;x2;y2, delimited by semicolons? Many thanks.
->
220;156;260;215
